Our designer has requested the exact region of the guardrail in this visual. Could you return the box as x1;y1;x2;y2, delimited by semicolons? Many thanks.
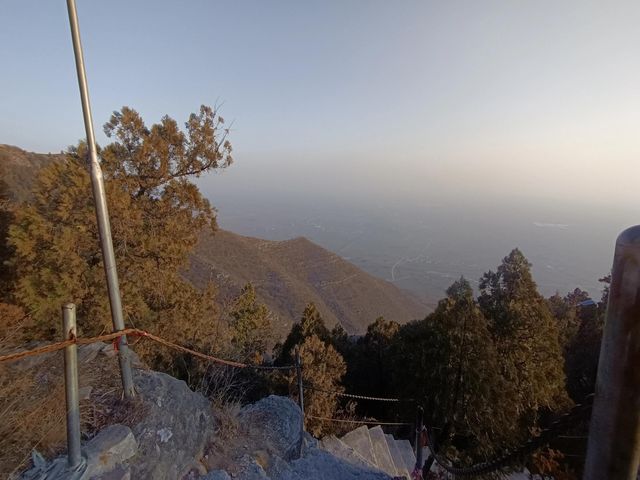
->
3;226;639;478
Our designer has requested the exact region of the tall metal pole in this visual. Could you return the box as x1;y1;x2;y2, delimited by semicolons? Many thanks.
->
584;225;640;480
66;0;134;399
63;304;82;468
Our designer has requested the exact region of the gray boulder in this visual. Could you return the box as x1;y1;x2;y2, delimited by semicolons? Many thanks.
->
200;471;231;480
127;370;217;479
83;424;137;478
239;395;303;461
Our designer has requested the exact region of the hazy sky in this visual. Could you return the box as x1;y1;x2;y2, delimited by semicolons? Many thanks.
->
2;1;639;208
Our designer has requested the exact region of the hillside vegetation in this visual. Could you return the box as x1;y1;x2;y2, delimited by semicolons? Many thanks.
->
189;230;425;336
0;107;607;479
0;143;424;339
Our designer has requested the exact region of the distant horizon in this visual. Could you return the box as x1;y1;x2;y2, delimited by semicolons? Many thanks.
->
2;1;640;210
2;1;638;303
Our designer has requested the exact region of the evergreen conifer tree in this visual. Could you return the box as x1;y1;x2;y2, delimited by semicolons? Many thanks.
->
228;283;274;363
8;106;231;369
479;249;568;419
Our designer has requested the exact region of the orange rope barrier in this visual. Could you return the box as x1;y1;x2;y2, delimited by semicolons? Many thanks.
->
0;328;294;370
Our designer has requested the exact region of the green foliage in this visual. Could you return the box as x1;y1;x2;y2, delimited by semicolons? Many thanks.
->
479;249;568;417
564;277;608;401
228;283;274;363
277;302;329;364
8;106;231;369
391;278;514;460
342;316;399;418
548;288;590;349
0;178;14;301
290;334;346;437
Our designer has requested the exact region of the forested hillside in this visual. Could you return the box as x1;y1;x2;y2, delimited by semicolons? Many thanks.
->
0;143;424;339
0;108;608;479
188;230;425;336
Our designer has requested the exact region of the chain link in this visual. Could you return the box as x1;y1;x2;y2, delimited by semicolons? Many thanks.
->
303;383;414;403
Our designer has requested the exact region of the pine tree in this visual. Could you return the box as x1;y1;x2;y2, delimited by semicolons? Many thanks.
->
479;249;568;420
548;288;590;349
0;178;14;301
290;334;346;437
228;283;274;363
277;302;329;364
334;317;400;421
391;278;514;459
8;106;231;370
564;277;608;401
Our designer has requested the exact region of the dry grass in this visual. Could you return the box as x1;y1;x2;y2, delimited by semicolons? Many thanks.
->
0;340;145;478
201;400;244;472
202;398;282;475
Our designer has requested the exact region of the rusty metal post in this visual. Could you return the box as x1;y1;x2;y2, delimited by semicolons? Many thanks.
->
66;0;135;399
62;304;82;468
584;225;640;480
295;347;305;457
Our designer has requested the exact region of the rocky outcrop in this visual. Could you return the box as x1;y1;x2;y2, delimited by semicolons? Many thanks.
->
128;370;217;478
19;369;395;480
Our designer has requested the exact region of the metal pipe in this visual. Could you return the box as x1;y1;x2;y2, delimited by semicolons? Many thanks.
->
65;0;134;399
584;225;640;480
415;406;424;471
63;304;82;468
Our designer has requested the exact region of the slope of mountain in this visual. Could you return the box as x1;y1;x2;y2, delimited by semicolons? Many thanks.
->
1;144;427;336
187;229;426;336
0;144;65;202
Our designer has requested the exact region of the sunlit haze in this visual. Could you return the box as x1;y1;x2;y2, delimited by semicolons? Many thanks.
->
2;0;639;300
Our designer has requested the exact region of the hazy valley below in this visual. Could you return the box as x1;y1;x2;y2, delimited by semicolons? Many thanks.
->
206;189;639;306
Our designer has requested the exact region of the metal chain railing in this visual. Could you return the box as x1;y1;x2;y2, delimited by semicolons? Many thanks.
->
3;321;595;477
303;382;414;403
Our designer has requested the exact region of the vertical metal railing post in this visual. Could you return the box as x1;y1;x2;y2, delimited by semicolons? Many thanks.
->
63;304;82;468
415;405;424;472
584;225;640;480
65;0;134;399
295;347;305;458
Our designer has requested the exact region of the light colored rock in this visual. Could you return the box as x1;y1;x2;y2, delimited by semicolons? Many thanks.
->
394;439;416;474
277;448;393;480
341;426;378;467
384;435;409;479
320;435;378;471
201;470;231;480
99;343;117;358
84;424;137;478
128;370;218;479
79;386;93;401
367;427;397;476
239;395;303;461
234;454;270;479
78;343;103;364
91;465;131;480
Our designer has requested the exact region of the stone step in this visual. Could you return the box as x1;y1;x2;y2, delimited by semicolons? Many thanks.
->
384;434;410;479
320;434;379;471
395;439;416;474
341;425;379;468
368;426;397;477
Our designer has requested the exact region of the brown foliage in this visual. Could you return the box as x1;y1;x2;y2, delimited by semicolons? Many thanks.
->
289;334;346;437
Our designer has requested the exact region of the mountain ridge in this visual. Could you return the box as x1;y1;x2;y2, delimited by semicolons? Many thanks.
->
187;229;426;336
1;144;427;336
